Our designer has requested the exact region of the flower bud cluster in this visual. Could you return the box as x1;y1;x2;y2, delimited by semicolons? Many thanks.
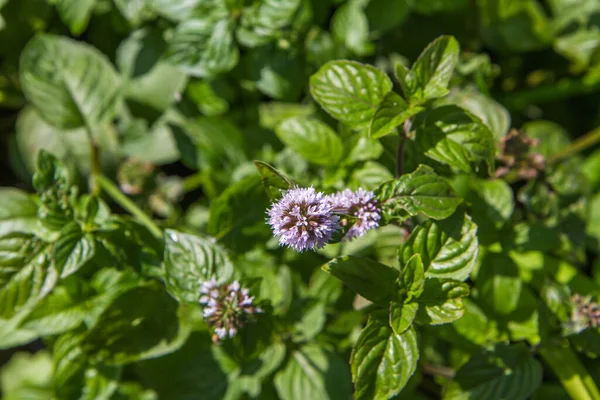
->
571;293;600;330
199;279;262;342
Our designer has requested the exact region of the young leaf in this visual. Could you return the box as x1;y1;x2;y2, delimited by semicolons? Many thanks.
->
165;18;238;78
399;211;478;281
52;222;96;278
163;230;234;303
253;161;294;200
417;278;469;325
369;91;423;139
400;254;425;302
404;35;460;103
389;301;418;334
33;151;77;232
20;34;122;130
322;255;398;307
275;116;344;166
274;344;352;400
351;312;419;400
375;165;463;221
444;344;542;400
310;60;393;129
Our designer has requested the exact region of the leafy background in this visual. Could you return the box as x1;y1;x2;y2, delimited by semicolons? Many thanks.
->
2;0;600;399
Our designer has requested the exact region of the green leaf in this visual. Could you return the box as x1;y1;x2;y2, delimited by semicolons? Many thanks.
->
33;151;77;232
117;28;187;113
82;282;190;365
20;34;122;130
163;229;234;303
134;332;228;399
274;344;352;400
310;60;393;129
207;174;270;252
444;344;542;400
53;222;96;278
0;351;53;400
400;254;425;301
376;165;463;221
275;116;344;166
331;0;373;56
150;0;205;21
53;0;97;36
417;278;469;325
403;35;460;103
20;268;143;337
399;211;479;281
467;179;514;244
52;331;87;399
351;313;419;400
294;301;327;342
414;105;496;173
236;0;301;47
0;188;38;236
253;161;293;200
446;89;511;139
322;255;398;307
0;241;56;321
165;18;238;78
389;301;418;334
248;44;304;101
369;91;424;139
477;253;522;316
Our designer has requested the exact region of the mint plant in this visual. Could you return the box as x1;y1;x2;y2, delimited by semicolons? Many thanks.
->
2;1;600;399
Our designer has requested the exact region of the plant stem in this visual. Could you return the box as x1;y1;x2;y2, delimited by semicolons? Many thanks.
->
183;171;204;193
540;343;600;400
96;175;163;239
548;125;600;164
89;139;101;196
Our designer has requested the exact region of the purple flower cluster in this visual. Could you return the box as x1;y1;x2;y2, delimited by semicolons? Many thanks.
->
267;187;340;252
199;279;262;342
267;186;381;251
326;188;381;241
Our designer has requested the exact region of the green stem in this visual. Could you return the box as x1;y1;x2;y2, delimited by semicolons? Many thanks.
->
89;140;101;196
548;126;600;164
540;343;600;400
183;171;204;193
96;175;163;239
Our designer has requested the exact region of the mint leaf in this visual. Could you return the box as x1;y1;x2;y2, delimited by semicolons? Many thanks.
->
310;60;393;129
399;211;478;281
0;189;38;237
389;302;418;334
322;255;398;307
369;91;423;139
444;344;542;400
166;18;238;78
254;161;294;200
163;230;234;303
20;34;122;130
417;278;469;325
400;254;425;302
52;0;96;35
276;116;344;166
403;35;459;103
274;344;352;400
376;165;463;221
351;313;419;400
53;222;95;278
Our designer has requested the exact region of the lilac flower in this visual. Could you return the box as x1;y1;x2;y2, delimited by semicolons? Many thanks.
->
267;187;340;252
199;279;262;342
326;188;381;241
